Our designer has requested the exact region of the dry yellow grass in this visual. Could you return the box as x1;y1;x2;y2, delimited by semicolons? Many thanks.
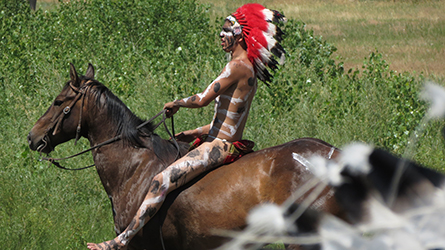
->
199;0;445;77
37;0;445;77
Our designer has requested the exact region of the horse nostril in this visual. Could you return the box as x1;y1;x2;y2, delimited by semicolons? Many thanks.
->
27;132;32;146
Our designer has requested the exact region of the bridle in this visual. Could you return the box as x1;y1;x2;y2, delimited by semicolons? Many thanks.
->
39;79;179;250
39;80;180;170
38;80;92;155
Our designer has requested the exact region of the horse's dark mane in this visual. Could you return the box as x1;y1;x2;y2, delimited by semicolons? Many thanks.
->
69;77;155;148
63;75;189;162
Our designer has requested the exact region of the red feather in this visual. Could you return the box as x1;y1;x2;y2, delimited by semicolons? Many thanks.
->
230;3;286;83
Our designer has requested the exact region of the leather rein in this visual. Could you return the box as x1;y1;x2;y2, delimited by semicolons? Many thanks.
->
40;80;179;170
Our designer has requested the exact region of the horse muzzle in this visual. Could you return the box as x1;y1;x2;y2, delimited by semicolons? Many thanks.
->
27;131;53;154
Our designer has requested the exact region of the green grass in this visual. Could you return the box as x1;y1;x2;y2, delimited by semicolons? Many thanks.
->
1;0;445;249
198;0;445;78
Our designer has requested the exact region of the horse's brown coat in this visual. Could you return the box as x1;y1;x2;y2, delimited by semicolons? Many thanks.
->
28;64;344;250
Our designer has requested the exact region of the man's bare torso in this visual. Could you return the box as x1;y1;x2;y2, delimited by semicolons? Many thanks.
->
208;59;257;142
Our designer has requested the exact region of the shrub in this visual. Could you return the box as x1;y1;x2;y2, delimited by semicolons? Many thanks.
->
0;1;441;249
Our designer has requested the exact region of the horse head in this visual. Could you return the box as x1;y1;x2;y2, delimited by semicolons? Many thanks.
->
27;63;95;154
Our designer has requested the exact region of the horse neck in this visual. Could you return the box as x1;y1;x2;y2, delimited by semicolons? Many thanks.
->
81;90;174;198
81;92;114;146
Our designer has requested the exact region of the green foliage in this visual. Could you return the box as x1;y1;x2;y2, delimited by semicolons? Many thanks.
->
255;21;430;157
1;0;444;249
359;52;425;151
259;20;345;114
0;0;217;98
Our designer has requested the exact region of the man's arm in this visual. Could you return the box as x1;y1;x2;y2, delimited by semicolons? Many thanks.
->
175;124;210;143
164;62;242;117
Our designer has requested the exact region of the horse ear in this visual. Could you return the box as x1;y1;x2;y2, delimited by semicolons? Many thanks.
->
69;63;80;87
85;63;95;79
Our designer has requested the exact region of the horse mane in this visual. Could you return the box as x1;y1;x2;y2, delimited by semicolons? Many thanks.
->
68;77;155;148
64;75;190;163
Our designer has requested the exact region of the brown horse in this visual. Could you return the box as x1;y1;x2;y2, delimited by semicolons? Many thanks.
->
28;64;344;250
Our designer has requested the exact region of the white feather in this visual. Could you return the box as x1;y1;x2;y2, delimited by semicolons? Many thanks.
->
254;57;267;72
320;214;421;250
247;203;287;235
262;9;274;22
258;46;272;62
308;155;344;186
262;31;277;50
250;36;272;64
263;30;285;65
340;142;374;175
358;197;406;232
278;53;285;65
320;215;362;249
420;82;445;120
267;23;277;36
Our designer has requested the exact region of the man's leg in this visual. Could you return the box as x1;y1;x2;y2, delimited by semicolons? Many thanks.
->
87;139;231;250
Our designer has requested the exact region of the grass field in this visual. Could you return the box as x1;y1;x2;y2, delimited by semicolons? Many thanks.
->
36;0;445;78
2;0;445;249
198;0;445;78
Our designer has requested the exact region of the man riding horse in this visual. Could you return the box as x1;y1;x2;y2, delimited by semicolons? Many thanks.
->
87;4;286;249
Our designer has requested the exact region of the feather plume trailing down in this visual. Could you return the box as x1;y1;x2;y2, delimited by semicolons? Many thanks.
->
231;3;286;84
218;144;445;249
214;82;445;250
420;81;445;120
315;144;445;249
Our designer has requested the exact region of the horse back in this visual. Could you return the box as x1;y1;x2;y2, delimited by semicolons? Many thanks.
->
160;138;342;250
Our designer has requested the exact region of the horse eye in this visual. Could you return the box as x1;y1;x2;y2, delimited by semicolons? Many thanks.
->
54;100;63;106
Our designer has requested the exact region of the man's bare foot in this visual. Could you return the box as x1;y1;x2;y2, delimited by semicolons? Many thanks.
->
87;238;125;250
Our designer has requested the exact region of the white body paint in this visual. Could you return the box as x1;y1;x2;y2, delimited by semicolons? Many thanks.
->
181;96;191;103
209;78;257;138
197;85;213;102
220;30;233;38
327;147;335;160
220;94;244;105
118;169;173;245
196;126;203;134
196;63;232;102
292;152;313;172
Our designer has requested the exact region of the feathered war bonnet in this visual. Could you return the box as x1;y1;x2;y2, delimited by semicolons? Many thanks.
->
228;3;287;85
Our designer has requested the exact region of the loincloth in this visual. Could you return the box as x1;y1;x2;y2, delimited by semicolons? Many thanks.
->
189;135;255;164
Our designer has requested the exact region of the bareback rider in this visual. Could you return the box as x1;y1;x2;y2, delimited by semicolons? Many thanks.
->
87;3;286;249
